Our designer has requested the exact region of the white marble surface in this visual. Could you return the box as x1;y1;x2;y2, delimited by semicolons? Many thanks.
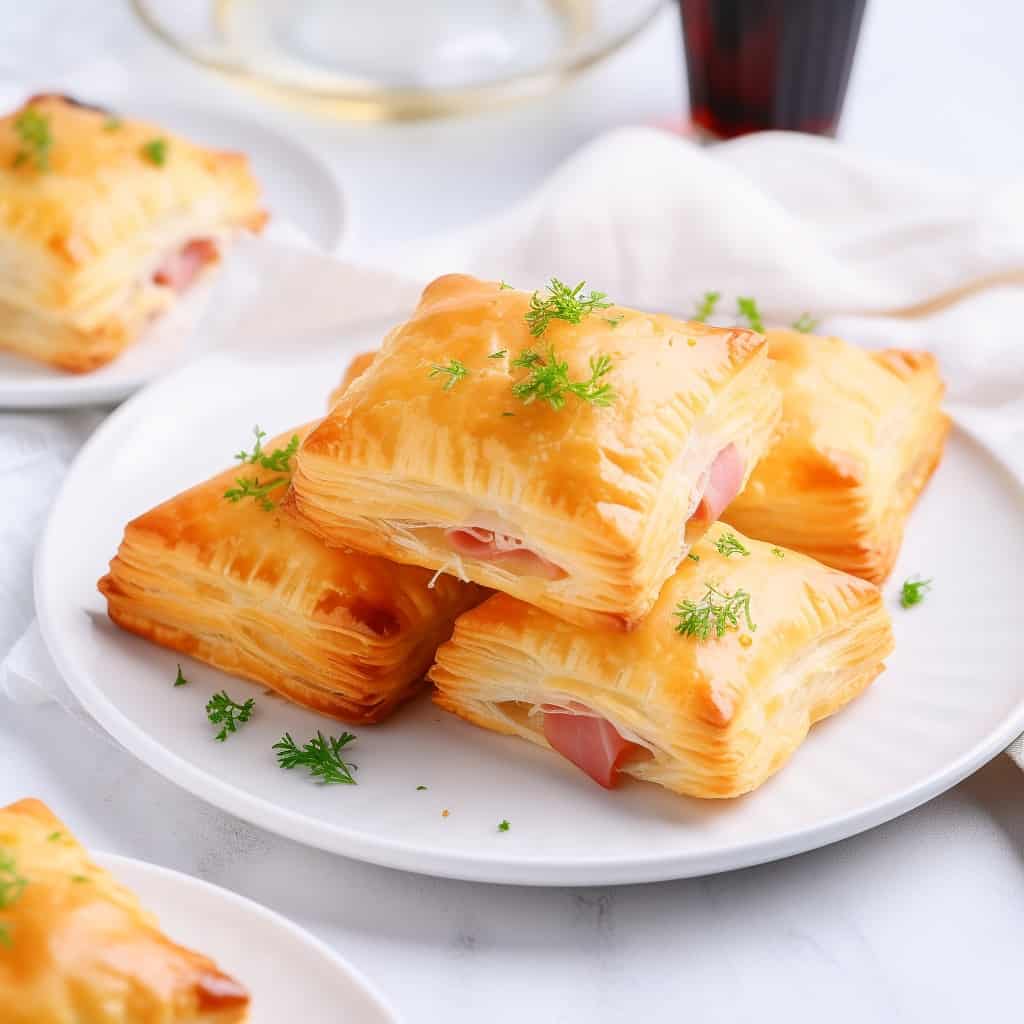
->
3;2;1024;1021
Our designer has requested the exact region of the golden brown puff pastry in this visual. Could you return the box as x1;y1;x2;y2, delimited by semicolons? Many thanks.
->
328;351;377;408
0;94;266;373
98;424;485;724
285;274;781;632
430;522;893;798
0;798;249;1023
722;330;949;584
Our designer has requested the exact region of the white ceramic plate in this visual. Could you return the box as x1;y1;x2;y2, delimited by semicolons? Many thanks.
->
95;852;395;1022
36;334;1024;886
0;99;344;410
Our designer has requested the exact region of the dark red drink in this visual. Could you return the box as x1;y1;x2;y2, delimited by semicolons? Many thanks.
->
680;0;867;139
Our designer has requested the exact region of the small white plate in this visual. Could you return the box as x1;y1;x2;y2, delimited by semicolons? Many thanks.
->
0;99;344;410
95;851;395;1022
36;335;1024;886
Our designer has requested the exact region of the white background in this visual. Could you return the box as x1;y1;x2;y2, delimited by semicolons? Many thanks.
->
3;2;1024;1021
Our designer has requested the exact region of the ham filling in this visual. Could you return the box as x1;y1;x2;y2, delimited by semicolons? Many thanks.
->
445;526;564;580
152;238;219;293
443;445;744;581
542;703;641;788
691;443;745;524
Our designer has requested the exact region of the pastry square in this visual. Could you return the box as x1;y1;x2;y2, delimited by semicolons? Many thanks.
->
723;329;948;583
430;523;893;797
0;93;266;372
0;798;249;1023
286;274;781;631
98;424;484;724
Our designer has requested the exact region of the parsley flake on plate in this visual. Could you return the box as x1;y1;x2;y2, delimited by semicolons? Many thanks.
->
206;691;255;741
274;731;357;785
900;577;932;609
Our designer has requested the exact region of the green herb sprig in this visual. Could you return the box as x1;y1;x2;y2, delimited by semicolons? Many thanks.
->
525;278;612;337
511;345;615;410
429;359;469;391
736;297;765;333
12;108;52;171
140;138;168;166
714;532;750;558
498;820;510;832
900;577;932;609
173;664;189;687
274;731;357;785
206;691;255;741
0;850;28;949
693;291;720;323
673;583;756;641
771;546;786;559
224;427;299;511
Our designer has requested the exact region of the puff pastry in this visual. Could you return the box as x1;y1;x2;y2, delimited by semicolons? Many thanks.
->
0;93;265;372
430;523;893;797
723;330;948;583
0;798;249;1023
98;424;484;724
286;274;781;631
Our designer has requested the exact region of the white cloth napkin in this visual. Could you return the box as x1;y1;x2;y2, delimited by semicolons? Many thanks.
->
3;126;1023;766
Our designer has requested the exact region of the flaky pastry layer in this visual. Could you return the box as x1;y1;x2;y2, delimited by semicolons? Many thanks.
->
98;425;484;724
430;523;893;798
0;798;249;1023
723;330;949;583
287;274;781;630
0;94;266;372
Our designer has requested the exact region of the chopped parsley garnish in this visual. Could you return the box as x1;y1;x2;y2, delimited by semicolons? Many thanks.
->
791;313;818;333
416;785;428;791
498;280;513;290
47;831;62;842
714;532;750;558
511;345;615;410
224;426;299;511
498;819;510;832
693;290;720;323
687;552;700;562
173;664;189;687
605;315;623;328
71;875;89;884
673;584;756;641
488;350;507;359
12;108;52;171
736;297;765;333
0;849;27;948
206;691;255;741
524;278;612;337
771;546;785;559
429;358;469;391
103;115;122;132
501;411;515;417
899;577;932;609
140;137;168;166
274;731;357;785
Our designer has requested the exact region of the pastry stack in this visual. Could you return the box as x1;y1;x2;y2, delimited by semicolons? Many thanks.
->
101;273;948;798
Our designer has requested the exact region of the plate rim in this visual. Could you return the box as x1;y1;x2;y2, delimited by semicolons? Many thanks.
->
94;850;397;1021
34;350;1024;886
0;97;346;410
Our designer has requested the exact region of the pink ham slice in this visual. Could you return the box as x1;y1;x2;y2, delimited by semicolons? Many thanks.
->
153;238;219;292
692;443;745;524
445;527;564;580
542;703;639;789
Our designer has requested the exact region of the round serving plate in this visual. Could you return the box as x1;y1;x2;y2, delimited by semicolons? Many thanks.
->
0;98;344;410
132;0;666;120
36;330;1024;886
96;852;396;1022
